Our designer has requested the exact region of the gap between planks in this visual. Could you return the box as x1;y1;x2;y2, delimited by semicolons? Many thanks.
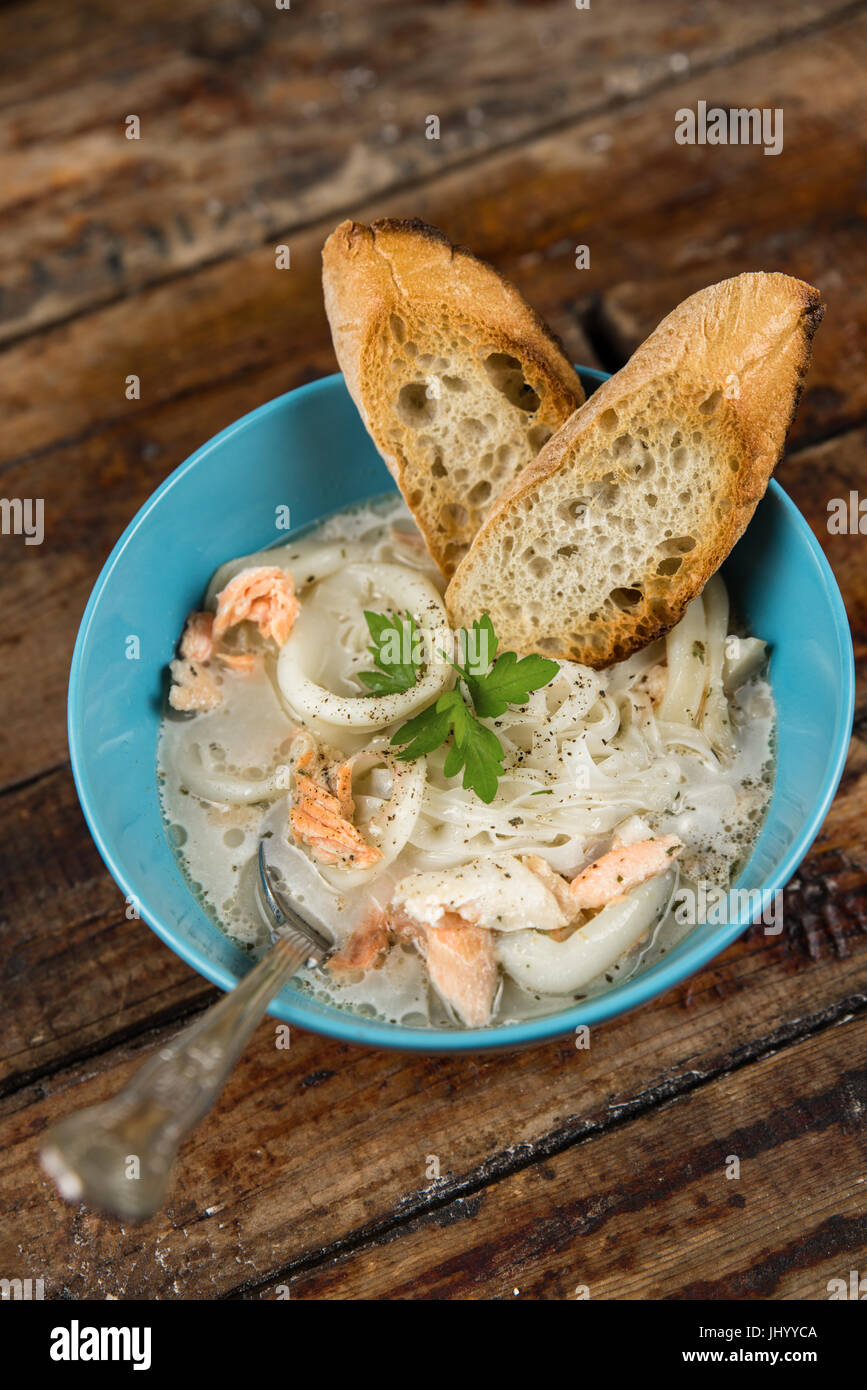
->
198;989;867;1297
2;851;864;1104
3;10;867;478
0;0;864;363
0;982;220;1103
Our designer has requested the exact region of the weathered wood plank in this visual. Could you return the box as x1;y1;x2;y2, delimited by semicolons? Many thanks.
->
2;782;865;1099
1;737;864;1297
0;0;853;342
780;431;867;720
1;0;865;1304
269;1014;867;1300
0;766;217;1093
2;17;866;790
1;679;863;1296
2;9;866;474
2;979;864;1300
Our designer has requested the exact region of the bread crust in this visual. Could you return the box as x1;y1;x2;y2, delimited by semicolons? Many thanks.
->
446;272;824;667
322;218;585;574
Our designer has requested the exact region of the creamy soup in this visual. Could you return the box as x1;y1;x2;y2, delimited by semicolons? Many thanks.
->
158;494;774;1030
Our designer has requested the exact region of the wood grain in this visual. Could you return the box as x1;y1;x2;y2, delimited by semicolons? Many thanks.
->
1;770;864;1296
271;1015;867;1300
0;0;854;342
1;0;865;1303
2;16;867;788
0;767;217;1093
2;8;866;471
2;751;865;1085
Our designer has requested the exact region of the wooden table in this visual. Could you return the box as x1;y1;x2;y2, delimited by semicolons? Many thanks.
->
1;0;865;1300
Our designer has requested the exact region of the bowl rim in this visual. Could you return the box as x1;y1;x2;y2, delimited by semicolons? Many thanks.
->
68;369;855;1052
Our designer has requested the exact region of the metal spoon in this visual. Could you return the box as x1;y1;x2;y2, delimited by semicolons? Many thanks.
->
39;843;333;1221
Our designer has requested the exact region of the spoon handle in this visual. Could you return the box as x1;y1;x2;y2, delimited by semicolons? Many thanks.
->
39;934;319;1220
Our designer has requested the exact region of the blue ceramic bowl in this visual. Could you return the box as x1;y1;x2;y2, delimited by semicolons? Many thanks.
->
69;368;854;1052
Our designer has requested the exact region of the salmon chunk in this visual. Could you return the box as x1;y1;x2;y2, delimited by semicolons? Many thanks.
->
170;601;261;712
388;906;498;1027
327;903;498;1027
289;771;381;868
168;658;222;712
328;757;356;821
293;734;356;817
328;908;390;979
569;835;682;910
422;913;499;1028
213;566;298;647
215;650;259;674
179;610;215;663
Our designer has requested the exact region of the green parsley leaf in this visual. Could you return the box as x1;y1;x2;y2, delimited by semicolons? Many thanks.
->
442;739;465;780
460;613;498;674
389;612;558;804
358;668;410;696
464;648;559;718
440;688;470;743
358;610;420;695
448;716;505;804
390;701;452;760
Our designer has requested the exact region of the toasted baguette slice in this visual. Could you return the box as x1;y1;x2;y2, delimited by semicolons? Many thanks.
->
322;218;585;576
446;272;823;668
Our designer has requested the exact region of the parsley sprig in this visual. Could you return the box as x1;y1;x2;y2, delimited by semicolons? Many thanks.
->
392;689;506;803
357;610;421;695
389;613;558;804
457;615;558;718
